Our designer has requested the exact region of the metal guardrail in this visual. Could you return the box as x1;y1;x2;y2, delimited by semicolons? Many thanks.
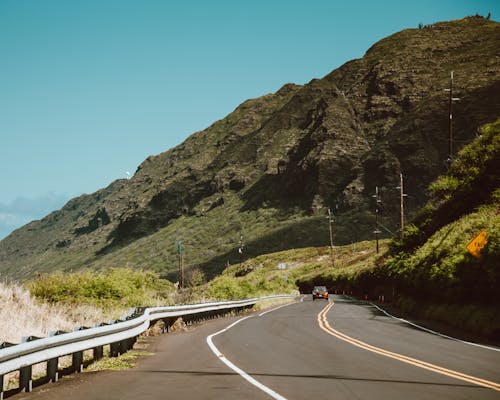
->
0;295;293;398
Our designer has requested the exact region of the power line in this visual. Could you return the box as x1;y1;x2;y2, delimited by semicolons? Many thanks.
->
378;221;395;236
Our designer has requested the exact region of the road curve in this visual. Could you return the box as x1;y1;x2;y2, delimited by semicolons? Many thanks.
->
15;295;500;400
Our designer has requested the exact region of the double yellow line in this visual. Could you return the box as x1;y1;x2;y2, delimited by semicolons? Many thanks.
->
317;301;500;392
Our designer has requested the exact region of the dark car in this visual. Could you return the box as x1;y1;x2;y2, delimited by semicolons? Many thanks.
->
312;285;329;300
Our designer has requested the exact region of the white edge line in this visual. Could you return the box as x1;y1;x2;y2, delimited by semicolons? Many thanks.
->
259;301;296;317
206;317;288;400
368;302;500;352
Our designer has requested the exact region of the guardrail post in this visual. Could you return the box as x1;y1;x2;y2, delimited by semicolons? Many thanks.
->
47;331;66;382
93;345;104;361
110;342;120;357
107;320;122;357
19;336;42;392
72;351;84;373
92;323;106;360
47;358;58;382
71;327;86;373
1;374;4;400
119;340;128;354
19;365;33;392
163;317;177;333
161;318;169;333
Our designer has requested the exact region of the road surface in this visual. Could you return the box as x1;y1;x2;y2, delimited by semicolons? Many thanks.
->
15;295;500;399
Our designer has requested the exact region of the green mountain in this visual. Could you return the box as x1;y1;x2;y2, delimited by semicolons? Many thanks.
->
1;16;499;282
295;119;499;337
385;119;500;303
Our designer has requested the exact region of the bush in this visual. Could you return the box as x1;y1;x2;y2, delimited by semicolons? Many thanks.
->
27;268;174;308
206;276;250;300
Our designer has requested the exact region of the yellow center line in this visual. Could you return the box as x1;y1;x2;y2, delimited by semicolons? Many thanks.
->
317;300;500;392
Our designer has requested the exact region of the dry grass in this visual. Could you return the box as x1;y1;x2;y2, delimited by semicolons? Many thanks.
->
0;281;140;391
253;296;297;311
0;281;116;343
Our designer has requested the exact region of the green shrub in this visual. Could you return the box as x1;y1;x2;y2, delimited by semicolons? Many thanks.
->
206;276;250;300
27;268;174;308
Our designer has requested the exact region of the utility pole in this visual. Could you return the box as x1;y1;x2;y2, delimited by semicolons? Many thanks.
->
396;173;408;239
177;241;183;289
181;250;185;289
372;186;382;253
238;234;244;262
444;71;460;167
327;208;334;266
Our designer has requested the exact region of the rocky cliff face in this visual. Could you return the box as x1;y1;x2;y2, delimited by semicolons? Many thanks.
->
1;17;499;281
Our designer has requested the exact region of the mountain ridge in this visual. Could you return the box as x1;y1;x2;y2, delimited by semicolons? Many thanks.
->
1;16;499;281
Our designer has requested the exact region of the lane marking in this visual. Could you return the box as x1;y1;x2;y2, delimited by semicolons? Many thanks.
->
367;301;500;352
207;313;288;399
259;301;296;317
318;301;500;392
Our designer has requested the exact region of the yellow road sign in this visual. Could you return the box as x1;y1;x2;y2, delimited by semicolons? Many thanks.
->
466;230;488;258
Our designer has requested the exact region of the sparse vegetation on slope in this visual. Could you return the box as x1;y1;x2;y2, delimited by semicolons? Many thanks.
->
1;17;499;282
392;119;500;253
204;241;387;300
295;120;500;338
384;120;500;304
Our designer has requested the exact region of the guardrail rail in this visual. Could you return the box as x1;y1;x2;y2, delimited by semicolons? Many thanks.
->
0;295;293;399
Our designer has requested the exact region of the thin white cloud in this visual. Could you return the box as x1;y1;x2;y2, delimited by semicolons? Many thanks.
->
0;194;69;240
0;212;24;225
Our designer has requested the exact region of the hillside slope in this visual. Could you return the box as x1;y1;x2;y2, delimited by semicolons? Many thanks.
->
386;118;500;304
296;119;499;337
1;16;499;281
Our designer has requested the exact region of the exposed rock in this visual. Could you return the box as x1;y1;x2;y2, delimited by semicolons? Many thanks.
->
0;16;499;280
73;208;111;236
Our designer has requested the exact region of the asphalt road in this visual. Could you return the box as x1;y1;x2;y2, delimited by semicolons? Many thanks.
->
15;295;500;400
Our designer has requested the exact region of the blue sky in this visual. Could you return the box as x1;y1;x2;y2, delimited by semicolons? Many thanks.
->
1;0;499;239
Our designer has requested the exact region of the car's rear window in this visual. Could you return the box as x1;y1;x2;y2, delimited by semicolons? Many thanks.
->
314;286;327;291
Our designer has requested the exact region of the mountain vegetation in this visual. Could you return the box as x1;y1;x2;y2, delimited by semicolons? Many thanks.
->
200;119;499;337
0;16;499;284
3;116;498;341
297;119;500;338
